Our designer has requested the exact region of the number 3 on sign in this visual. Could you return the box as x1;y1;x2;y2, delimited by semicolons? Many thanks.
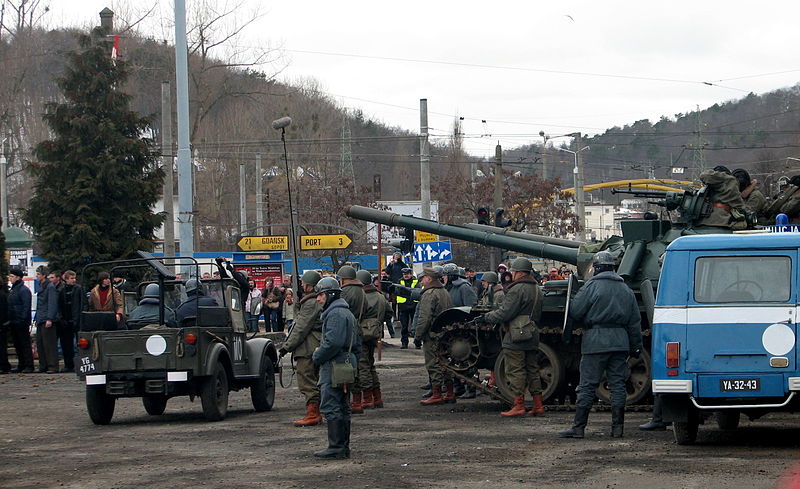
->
338;237;343;246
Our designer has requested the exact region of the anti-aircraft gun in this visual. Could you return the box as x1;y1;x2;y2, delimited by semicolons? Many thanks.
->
347;188;736;406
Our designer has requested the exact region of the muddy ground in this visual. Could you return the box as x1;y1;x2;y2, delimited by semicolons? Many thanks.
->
1;337;799;489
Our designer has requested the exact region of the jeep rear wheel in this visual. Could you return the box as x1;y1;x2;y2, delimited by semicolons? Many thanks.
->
251;355;276;412
200;361;229;421
142;395;168;415
674;408;700;445
86;385;115;425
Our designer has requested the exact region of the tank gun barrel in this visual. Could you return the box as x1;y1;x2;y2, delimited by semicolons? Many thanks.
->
463;223;583;249
346;205;581;265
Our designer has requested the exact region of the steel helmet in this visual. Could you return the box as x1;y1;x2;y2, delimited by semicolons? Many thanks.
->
142;283;160;299
185;278;204;295
481;271;499;284
356;269;373;285
337;265;357;280
442;263;459;276
593;251;615;267
510;257;533;273
315;276;342;294
301;270;322;287
433;265;444;274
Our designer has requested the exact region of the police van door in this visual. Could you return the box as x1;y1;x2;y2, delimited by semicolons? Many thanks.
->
686;252;796;380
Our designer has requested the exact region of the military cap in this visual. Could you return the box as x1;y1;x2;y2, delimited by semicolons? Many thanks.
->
421;268;442;279
510;257;533;273
337;265;357;280
9;267;25;277
301;270;322;287
356;269;373;285
481;271;499;284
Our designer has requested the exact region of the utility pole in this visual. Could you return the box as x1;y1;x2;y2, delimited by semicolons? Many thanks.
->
161;81;175;257
420;99;431;266
0;138;7;231
539;131;549;180
574;132;586;242
491;142;503;270
692;105;706;181
174;0;194;262
239;160;246;234
255;152;263;235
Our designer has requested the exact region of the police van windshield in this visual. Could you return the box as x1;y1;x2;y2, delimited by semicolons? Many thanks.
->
694;256;791;303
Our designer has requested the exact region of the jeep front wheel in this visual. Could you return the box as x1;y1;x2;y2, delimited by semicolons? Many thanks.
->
200;361;229;421
86;385;115;425
251;355;276;412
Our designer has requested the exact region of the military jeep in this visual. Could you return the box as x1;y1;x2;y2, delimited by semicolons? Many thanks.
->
75;252;278;425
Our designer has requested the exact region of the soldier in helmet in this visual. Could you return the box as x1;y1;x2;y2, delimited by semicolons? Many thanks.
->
559;251;642;439
175;279;219;326
477;257;545;417
127;284;177;328
311;277;361;459
477;271;505;307
442;263;478;307
337;266;368;413
279;270;324;427
415;268;455;405
354;270;392;410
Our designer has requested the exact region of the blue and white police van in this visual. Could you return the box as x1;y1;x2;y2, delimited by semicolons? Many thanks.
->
651;230;800;444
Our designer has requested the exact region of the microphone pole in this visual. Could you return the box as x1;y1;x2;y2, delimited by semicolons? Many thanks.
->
273;117;301;295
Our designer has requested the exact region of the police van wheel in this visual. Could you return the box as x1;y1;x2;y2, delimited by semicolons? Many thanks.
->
142;395;168;415
716;410;740;430
201;361;229;421
673;409;699;445
86;385;115;425
251;355;276;412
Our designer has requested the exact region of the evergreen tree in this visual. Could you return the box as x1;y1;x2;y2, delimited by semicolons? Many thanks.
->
24;27;164;272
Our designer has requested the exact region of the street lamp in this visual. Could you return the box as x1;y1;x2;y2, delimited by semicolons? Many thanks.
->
558;144;590;241
272;116;301;293
539;131;550;180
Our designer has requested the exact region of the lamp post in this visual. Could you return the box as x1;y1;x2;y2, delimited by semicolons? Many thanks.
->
272;117;300;293
539;130;549;180
558;141;590;241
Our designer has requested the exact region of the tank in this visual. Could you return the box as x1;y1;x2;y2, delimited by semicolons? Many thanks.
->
347;187;738;405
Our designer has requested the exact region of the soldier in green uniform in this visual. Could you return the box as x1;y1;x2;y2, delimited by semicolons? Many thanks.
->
477;257;545;417
696;166;748;230
415;268;454;405
354;270;393;409
476;271;505;307
733;169;767;219
764;175;800;223
338;265;367;413
279;270;324;427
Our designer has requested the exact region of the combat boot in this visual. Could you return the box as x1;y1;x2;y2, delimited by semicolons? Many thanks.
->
420;380;431;390
501;396;527;417
420;385;446;405
343;419;351;458
459;385;477;399
350;392;364;414
371;387;384;408
443;383;457;404
313;420;348;459
559;406;591;438
453;380;466;397
528;394;545;416
362;389;374;409
293;403;322;427
611;406;625;438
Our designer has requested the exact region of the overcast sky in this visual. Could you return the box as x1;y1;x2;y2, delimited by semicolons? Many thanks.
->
51;1;800;158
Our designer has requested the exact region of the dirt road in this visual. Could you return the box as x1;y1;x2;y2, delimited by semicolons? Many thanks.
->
1;338;798;489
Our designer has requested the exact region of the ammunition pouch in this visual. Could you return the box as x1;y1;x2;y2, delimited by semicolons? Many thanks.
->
361;318;382;341
508;315;535;342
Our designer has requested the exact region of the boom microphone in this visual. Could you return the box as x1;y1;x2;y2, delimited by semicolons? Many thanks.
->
271;116;292;130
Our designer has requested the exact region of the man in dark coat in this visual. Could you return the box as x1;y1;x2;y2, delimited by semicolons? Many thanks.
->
8;268;33;372
35;271;60;373
559;251;643;439
311;277;361;459
175;279;218;326
384;252;407;284
57;270;84;370
128;284;177;328
0;280;9;373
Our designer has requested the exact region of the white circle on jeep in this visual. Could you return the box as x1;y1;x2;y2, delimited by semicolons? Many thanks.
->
146;335;168;356
762;323;795;356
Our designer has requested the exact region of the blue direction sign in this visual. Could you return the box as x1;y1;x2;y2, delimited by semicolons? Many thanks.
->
413;240;453;263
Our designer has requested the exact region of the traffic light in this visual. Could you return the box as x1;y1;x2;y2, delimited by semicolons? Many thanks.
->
495;208;512;228
388;226;415;253
477;207;490;225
